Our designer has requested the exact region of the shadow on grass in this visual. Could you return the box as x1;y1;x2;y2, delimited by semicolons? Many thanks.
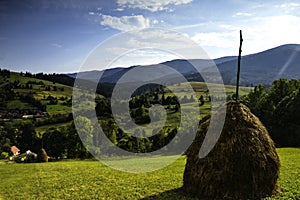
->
141;187;283;200
141;188;198;200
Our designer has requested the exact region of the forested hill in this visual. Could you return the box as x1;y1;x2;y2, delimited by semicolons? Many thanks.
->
17;71;115;98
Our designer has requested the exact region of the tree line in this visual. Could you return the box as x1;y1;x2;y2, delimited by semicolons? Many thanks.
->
243;78;300;147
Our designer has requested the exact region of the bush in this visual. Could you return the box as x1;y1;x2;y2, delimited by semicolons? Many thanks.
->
24;153;37;163
0;152;9;159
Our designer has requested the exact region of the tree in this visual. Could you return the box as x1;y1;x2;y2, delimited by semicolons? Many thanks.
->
243;85;266;116
132;105;150;124
64;121;89;158
43;128;67;159
153;92;159;102
190;95;195;102
199;95;205;106
182;95;188;103
174;104;180;112
273;90;300;146
243;79;300;147
268;78;290;105
161;93;166;105
74;116;94;158
17;122;40;152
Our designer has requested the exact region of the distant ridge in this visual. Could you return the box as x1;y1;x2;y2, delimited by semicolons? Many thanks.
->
67;44;300;86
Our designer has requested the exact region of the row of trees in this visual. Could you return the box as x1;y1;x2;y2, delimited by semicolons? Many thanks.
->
0;69;10;78
0;119;91;159
243;78;300;147
0;115;186;159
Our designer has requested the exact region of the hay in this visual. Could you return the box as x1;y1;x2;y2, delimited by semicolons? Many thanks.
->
37;148;49;163
183;101;280;200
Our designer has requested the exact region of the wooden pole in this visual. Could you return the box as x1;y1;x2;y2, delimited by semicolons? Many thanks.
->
235;30;243;102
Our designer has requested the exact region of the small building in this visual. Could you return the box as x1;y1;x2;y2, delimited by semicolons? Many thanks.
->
11;146;20;156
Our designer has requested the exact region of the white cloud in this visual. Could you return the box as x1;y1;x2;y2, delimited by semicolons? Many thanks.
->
100;15;150;31
189;15;300;58
278;2;300;10
241;15;300;53
233;12;253;17
51;43;62;48
117;0;192;12
82;28;208;71
109;49;180;68
152;19;159;25
191;32;237;48
88;12;95;15
277;2;300;13
114;8;124;11
125;29;193;49
173;22;205;30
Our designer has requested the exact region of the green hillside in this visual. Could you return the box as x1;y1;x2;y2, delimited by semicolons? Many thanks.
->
1;72;71;112
0;70;251;121
0;69;254;159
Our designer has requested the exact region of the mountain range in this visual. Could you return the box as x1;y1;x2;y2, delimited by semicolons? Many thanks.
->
68;44;300;86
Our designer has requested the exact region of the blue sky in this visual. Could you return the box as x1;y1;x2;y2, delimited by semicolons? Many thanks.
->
1;0;300;73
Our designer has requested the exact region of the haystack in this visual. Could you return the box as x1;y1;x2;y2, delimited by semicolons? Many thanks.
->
183;101;280;200
37;148;49;163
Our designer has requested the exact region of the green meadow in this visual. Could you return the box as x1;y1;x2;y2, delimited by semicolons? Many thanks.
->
0;148;299;200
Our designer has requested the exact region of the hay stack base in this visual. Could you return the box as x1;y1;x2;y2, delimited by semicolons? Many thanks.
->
183;102;280;200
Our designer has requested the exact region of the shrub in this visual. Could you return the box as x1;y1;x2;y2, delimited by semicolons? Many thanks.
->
0;152;9;159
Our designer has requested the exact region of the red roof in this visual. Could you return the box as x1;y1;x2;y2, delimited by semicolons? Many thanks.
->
11;146;20;154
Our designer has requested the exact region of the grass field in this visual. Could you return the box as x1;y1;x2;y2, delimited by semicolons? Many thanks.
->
35;121;72;135
0;148;299;200
1;72;74;118
8;72;74;99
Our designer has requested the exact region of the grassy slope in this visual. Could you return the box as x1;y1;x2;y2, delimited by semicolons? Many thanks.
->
166;82;251;102
0;148;298;200
9;72;73;99
5;72;73;117
4;72;253;135
6;72;251;112
4;72;74;133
